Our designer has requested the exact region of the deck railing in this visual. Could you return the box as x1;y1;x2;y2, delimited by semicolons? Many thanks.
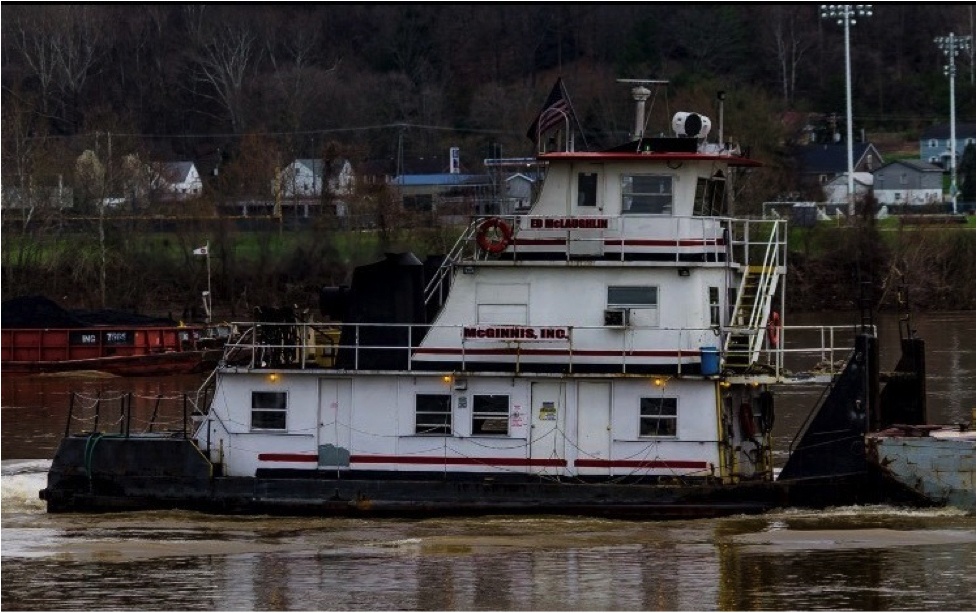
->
217;320;869;381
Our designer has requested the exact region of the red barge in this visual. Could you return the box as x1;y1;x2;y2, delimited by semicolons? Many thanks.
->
2;296;220;376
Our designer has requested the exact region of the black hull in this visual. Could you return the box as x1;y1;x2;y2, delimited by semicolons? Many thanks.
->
39;436;919;519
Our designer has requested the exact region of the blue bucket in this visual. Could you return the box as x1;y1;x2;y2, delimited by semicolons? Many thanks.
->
700;346;720;376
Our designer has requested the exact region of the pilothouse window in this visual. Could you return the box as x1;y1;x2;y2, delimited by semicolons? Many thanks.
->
621;174;672;215
251;391;288;431
578;172;598;207
694;172;727;216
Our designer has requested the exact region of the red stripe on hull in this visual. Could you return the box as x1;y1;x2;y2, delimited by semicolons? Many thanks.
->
258;453;318;463
351;455;568;467
256;453;568;467
574;459;709;469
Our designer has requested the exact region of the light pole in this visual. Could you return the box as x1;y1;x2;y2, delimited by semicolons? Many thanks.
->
821;4;872;218
935;32;972;215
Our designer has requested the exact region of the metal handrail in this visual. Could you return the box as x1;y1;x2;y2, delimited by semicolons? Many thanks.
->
217;321;867;380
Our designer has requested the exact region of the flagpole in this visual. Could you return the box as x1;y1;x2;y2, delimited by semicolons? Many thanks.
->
205;241;211;325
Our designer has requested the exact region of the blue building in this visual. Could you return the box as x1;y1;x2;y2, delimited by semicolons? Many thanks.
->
920;123;976;168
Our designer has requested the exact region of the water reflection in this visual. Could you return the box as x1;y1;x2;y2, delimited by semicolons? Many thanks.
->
2;506;972;611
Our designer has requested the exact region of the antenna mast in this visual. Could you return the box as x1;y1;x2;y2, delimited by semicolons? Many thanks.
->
617;79;669;140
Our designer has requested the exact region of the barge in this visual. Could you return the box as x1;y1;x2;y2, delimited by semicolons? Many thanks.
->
41;80;934;518
2;296;220;376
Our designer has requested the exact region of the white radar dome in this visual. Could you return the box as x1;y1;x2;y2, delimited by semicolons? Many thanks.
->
671;112;712;138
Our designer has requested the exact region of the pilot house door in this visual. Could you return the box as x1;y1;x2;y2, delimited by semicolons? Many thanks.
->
530;381;566;476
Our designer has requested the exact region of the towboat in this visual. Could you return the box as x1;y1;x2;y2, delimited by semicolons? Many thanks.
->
41;81;933;518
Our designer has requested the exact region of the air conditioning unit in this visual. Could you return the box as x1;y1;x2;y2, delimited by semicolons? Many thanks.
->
604;308;630;327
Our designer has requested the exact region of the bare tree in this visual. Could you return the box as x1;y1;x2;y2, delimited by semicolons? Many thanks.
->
262;14;341;132
188;8;261;132
6;7;59;119
766;5;815;106
11;5;109;130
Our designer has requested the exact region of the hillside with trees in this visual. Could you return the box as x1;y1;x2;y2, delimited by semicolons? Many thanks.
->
2;4;974;316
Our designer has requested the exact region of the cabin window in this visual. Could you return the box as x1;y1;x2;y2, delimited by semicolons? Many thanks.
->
578;172;598;207
928;139;938;148
251;391;288;431
639;397;677;437
621;174;672;214
608;285;659;326
709;287;721;327
415;394;452;435
694;172;727;216
472;394;509;436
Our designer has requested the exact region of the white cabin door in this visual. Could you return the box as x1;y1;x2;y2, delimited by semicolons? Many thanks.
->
317;378;352;469
529;381;566;476
576;381;611;476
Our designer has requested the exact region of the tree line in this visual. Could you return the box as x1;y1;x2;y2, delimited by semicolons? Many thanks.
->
3;5;973;174
1;4;974;315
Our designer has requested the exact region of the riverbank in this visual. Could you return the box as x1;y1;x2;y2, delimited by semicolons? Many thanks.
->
2;216;974;318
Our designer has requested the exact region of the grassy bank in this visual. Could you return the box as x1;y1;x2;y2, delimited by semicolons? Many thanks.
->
2;216;973;319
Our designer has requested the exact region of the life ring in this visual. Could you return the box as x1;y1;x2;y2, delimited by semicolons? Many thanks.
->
476;218;512;254
766;310;782;348
738;402;756;439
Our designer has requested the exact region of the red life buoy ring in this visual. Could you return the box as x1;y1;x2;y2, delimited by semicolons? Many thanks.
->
767;310;782;348
476;218;512;254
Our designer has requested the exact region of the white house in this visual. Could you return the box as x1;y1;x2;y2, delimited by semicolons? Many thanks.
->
154;161;203;199
274;158;355;199
822;172;873;204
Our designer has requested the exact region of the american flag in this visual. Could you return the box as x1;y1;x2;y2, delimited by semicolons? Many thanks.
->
526;77;574;142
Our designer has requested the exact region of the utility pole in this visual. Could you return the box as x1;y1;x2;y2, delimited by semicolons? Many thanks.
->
821;4;872;218
935;32;972;215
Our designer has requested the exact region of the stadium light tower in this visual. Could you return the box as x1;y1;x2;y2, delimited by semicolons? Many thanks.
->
821;4;872;217
935;32;972;215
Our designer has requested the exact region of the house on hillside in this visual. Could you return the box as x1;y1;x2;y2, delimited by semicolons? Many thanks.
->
390;173;493;219
273;158;355;199
872;159;944;207
155;161;203;200
794;142;884;196
920;123;977;167
821;172;873;205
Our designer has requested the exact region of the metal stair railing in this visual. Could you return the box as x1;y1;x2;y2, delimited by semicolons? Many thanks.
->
723;220;784;371
422;217;484;310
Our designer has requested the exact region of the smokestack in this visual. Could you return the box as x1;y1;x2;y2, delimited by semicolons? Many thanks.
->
632;86;651;140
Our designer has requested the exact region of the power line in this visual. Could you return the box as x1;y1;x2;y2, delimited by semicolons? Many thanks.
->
3;122;516;143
